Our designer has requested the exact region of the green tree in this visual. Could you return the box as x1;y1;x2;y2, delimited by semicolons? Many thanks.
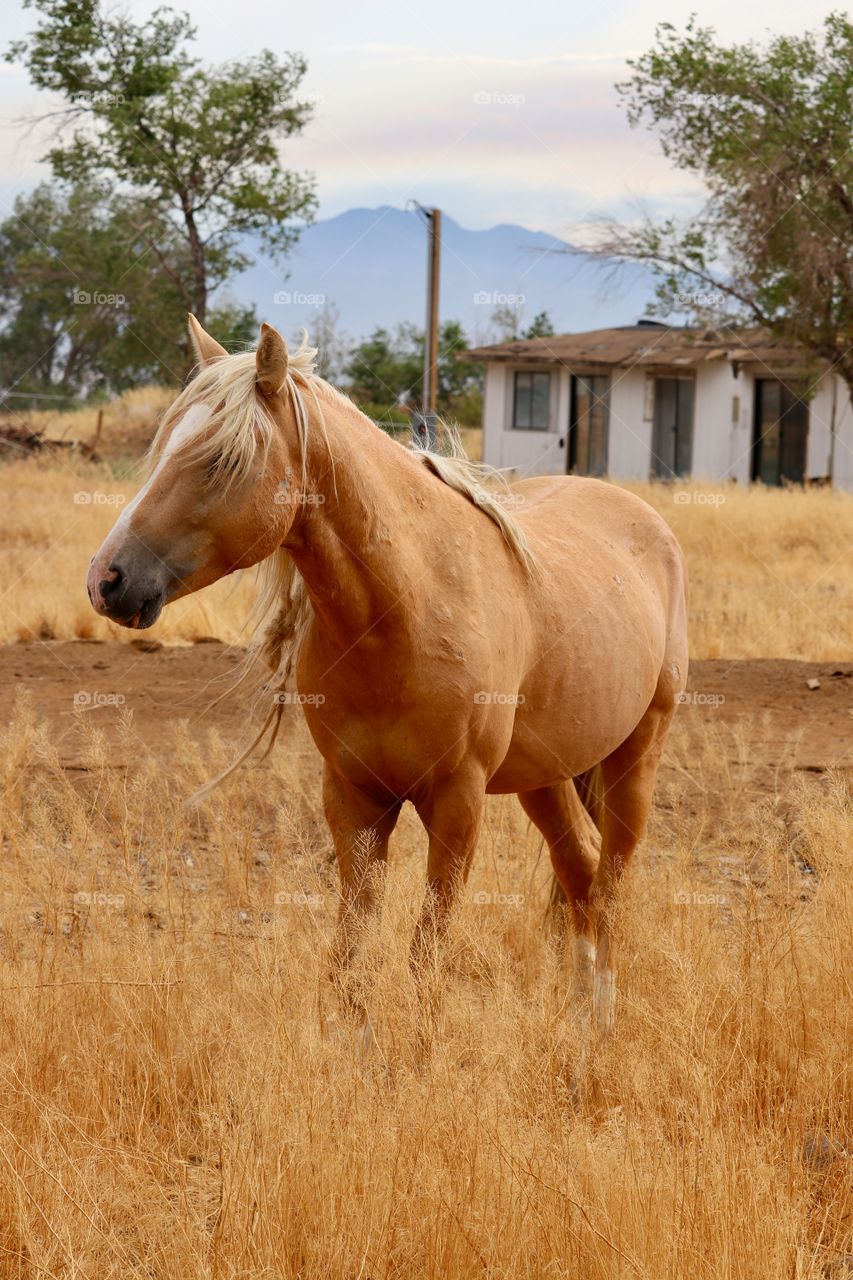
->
523;311;555;339
598;12;853;395
8;0;315;326
344;321;482;417
344;324;423;407
0;182;257;397
437;320;483;406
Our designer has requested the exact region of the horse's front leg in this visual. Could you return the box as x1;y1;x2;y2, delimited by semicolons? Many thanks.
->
323;765;401;1059
410;772;486;1047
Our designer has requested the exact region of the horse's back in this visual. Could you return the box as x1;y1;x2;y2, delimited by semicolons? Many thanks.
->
512;474;674;540
511;474;686;613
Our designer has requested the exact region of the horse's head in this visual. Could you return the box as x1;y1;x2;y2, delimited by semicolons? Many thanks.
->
87;316;309;629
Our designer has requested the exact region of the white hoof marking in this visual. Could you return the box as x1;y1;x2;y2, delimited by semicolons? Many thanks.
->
573;935;595;1001
594;967;616;1037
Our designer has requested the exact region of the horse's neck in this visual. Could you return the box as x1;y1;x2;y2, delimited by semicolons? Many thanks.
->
282;385;434;646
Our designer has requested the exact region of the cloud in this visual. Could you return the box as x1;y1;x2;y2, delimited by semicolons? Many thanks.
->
283;47;705;230
0;0;812;234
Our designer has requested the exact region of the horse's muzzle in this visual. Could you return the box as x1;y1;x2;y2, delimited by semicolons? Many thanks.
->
87;557;168;629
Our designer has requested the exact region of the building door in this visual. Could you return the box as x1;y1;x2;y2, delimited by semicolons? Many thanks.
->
652;377;694;478
752;379;808;485
569;374;609;475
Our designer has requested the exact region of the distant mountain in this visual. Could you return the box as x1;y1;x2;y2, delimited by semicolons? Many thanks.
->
224;205;658;344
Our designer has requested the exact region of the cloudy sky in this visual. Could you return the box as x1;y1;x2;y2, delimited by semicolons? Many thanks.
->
0;0;835;237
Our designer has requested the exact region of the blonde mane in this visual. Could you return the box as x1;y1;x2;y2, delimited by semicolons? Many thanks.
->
163;337;534;798
149;337;319;492
411;432;536;572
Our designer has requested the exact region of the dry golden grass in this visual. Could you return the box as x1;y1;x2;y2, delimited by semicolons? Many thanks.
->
632;481;853;660
2;440;853;656
0;702;849;1278
0;460;259;645
2;385;173;460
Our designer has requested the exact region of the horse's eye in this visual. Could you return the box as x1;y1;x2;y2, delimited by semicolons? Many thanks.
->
204;451;235;481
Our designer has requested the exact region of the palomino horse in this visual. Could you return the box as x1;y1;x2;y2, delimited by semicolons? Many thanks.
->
87;316;688;1057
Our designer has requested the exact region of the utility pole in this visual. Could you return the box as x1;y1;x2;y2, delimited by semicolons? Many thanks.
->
409;203;442;448
423;207;441;417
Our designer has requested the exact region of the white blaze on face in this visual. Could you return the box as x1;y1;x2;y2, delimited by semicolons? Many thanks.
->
100;401;210;547
87;402;213;611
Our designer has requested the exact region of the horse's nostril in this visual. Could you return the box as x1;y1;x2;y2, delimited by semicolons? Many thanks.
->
99;565;124;600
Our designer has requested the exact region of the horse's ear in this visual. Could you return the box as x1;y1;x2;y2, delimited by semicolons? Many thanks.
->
187;314;227;366
256;322;289;396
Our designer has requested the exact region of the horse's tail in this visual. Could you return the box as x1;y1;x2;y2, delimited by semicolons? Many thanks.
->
547;766;605;916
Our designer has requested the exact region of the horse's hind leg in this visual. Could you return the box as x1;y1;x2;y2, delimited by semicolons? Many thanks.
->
518;782;600;1047
323;765;401;1056
593;686;676;1037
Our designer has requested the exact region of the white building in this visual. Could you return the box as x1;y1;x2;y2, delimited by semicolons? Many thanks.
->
466;322;853;488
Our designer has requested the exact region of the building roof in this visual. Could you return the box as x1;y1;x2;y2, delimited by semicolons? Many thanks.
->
464;323;813;373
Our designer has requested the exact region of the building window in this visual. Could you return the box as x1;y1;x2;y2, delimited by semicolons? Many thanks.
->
512;371;550;430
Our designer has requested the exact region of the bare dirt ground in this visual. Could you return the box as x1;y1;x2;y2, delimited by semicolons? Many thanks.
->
3;639;852;805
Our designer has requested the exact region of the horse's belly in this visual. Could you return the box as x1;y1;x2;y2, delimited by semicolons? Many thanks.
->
486;710;644;793
486;639;664;794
